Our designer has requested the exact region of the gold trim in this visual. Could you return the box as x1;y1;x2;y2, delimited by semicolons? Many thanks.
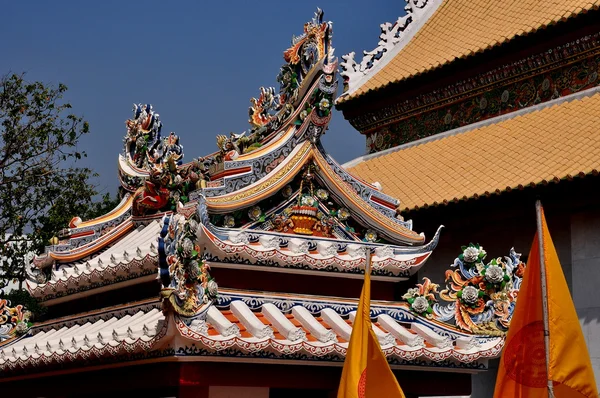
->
313;150;423;243
77;196;134;228
206;142;312;208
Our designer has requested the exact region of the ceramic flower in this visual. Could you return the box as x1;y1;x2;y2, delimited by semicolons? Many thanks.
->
181;238;194;256
463;246;483;263
479;97;488;110
281;185;293;198
300;195;315;207
299;110;308;120
248;206;262;221
461;286;479;304
444;112;452;125
223;215;235;228
136;136;146;148
319;98;330;110
207;279;219;297
15;321;29;335
484;264;505;284
402;287;419;299
364;229;378;242
337;207;350;221
187;260;200;279
316;189;329;200
171;191;181;203
412;296;430;313
187;219;199;233
197;285;205;301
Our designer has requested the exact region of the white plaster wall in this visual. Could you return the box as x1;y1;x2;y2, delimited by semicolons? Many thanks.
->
571;209;600;391
209;386;269;398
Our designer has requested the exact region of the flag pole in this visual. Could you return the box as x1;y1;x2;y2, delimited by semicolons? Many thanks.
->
365;246;372;275
535;200;555;397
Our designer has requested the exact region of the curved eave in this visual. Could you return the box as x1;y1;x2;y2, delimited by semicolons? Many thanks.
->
312;148;424;244
33;197;135;268
175;289;503;368
34;218;134;266
0;289;503;375
78;195;134;229
201;225;436;280
28;220;163;303
204;142;425;245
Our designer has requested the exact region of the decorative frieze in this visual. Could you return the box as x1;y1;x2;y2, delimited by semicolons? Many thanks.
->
346;33;600;153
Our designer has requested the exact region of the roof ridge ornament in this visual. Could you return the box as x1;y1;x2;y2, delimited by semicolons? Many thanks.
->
203;8;337;165
339;0;442;97
0;299;33;343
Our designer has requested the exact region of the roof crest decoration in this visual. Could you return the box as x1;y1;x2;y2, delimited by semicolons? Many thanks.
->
203;8;337;167
338;0;442;97
0;300;32;343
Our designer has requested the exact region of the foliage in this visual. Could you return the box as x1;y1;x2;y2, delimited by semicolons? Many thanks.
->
0;73;103;291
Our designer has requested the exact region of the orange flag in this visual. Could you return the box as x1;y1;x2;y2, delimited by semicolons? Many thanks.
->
337;256;405;398
494;204;598;398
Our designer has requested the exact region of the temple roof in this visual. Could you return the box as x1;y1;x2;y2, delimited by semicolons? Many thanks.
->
346;88;600;211
338;0;600;104
0;291;503;374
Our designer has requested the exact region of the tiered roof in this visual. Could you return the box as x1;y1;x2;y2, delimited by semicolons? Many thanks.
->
346;88;600;211
0;9;524;378
338;0;600;103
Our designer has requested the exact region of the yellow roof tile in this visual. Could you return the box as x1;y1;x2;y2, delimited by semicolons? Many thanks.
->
342;0;600;102
347;92;600;211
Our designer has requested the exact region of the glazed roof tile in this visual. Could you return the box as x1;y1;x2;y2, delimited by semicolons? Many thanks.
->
0;291;502;373
347;90;600;211
342;0;600;102
28;220;161;302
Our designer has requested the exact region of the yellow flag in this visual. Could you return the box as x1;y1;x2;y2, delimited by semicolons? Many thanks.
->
337;257;405;398
494;205;598;398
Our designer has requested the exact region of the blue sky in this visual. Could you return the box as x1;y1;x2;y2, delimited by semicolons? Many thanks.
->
1;1;402;195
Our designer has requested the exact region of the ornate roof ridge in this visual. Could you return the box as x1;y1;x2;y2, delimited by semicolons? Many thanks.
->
338;0;443;103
